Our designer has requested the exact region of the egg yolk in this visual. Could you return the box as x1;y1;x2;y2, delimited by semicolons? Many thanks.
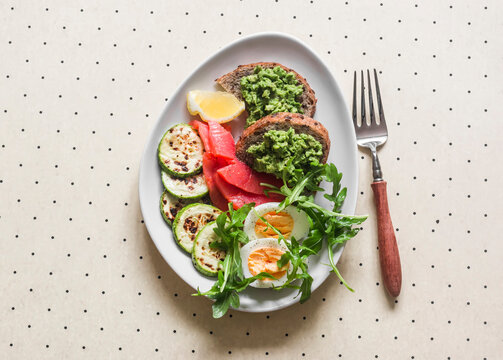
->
248;247;288;281
255;211;294;239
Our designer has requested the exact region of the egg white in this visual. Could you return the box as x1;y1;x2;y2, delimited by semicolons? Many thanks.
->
240;238;291;288
243;202;310;242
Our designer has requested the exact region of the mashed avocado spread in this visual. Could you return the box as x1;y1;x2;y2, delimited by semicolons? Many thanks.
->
247;127;323;185
240;66;304;127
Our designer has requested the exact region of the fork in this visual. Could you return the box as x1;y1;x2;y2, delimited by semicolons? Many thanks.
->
352;69;402;298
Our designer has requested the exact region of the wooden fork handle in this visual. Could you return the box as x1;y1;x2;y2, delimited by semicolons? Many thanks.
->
371;181;402;297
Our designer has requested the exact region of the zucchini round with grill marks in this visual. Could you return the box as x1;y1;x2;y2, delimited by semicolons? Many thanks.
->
173;203;222;253
161;170;208;200
159;190;198;226
192;221;226;277
158;123;204;178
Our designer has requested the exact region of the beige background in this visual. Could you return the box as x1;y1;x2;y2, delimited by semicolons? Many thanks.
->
1;0;502;359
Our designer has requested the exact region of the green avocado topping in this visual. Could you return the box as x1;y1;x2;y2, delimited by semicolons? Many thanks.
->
247;127;323;185
240;66;304;127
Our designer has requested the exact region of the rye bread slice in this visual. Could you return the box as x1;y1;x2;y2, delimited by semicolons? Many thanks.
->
235;112;330;168
215;62;317;118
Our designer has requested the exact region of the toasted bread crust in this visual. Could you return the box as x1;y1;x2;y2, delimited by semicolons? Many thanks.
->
215;62;317;118
235;112;330;167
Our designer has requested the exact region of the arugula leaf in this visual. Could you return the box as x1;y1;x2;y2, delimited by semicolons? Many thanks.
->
299;272;313;303
262;162;367;296
220;253;232;292
229;291;240;309
211;291;233;319
196;162;367;318
198;270;275;318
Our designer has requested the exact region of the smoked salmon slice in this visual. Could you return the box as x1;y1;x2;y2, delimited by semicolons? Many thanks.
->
217;160;284;198
189;120;211;152
202;153;228;211
188;119;202;130
214;172;281;210
207;121;235;160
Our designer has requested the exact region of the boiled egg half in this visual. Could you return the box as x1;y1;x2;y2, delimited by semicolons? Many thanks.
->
243;202;310;242
240;238;291;288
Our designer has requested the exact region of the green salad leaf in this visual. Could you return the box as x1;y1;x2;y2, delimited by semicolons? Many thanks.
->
195;163;367;318
262;163;367;297
194;203;274;318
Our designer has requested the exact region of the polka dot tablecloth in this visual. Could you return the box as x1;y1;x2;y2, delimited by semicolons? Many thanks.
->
1;1;501;359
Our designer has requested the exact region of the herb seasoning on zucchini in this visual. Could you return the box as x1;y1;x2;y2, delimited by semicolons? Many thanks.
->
160;190;199;226
158;123;204;178
192;221;226;277
173;203;222;253
161;170;208;200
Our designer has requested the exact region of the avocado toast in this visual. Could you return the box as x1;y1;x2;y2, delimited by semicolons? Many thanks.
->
216;62;317;126
235;112;330;185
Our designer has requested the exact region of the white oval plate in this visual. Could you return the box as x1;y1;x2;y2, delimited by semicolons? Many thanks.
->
139;32;358;313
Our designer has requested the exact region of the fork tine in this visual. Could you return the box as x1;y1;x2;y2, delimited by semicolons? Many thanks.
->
352;71;357;127
360;70;366;126
373;69;386;127
367;69;376;124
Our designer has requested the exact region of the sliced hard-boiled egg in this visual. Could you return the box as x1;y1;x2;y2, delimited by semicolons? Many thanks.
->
243;202;310;242
240;238;291;288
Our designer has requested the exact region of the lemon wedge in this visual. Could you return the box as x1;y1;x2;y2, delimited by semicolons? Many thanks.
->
187;90;245;123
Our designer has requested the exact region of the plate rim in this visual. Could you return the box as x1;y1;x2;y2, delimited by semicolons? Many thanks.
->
138;31;358;313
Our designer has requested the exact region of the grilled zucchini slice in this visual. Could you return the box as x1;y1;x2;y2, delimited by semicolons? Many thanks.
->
173;203;222;253
161;170;208;200
158;123;204;178
192;221;226;277
160;190;198;226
